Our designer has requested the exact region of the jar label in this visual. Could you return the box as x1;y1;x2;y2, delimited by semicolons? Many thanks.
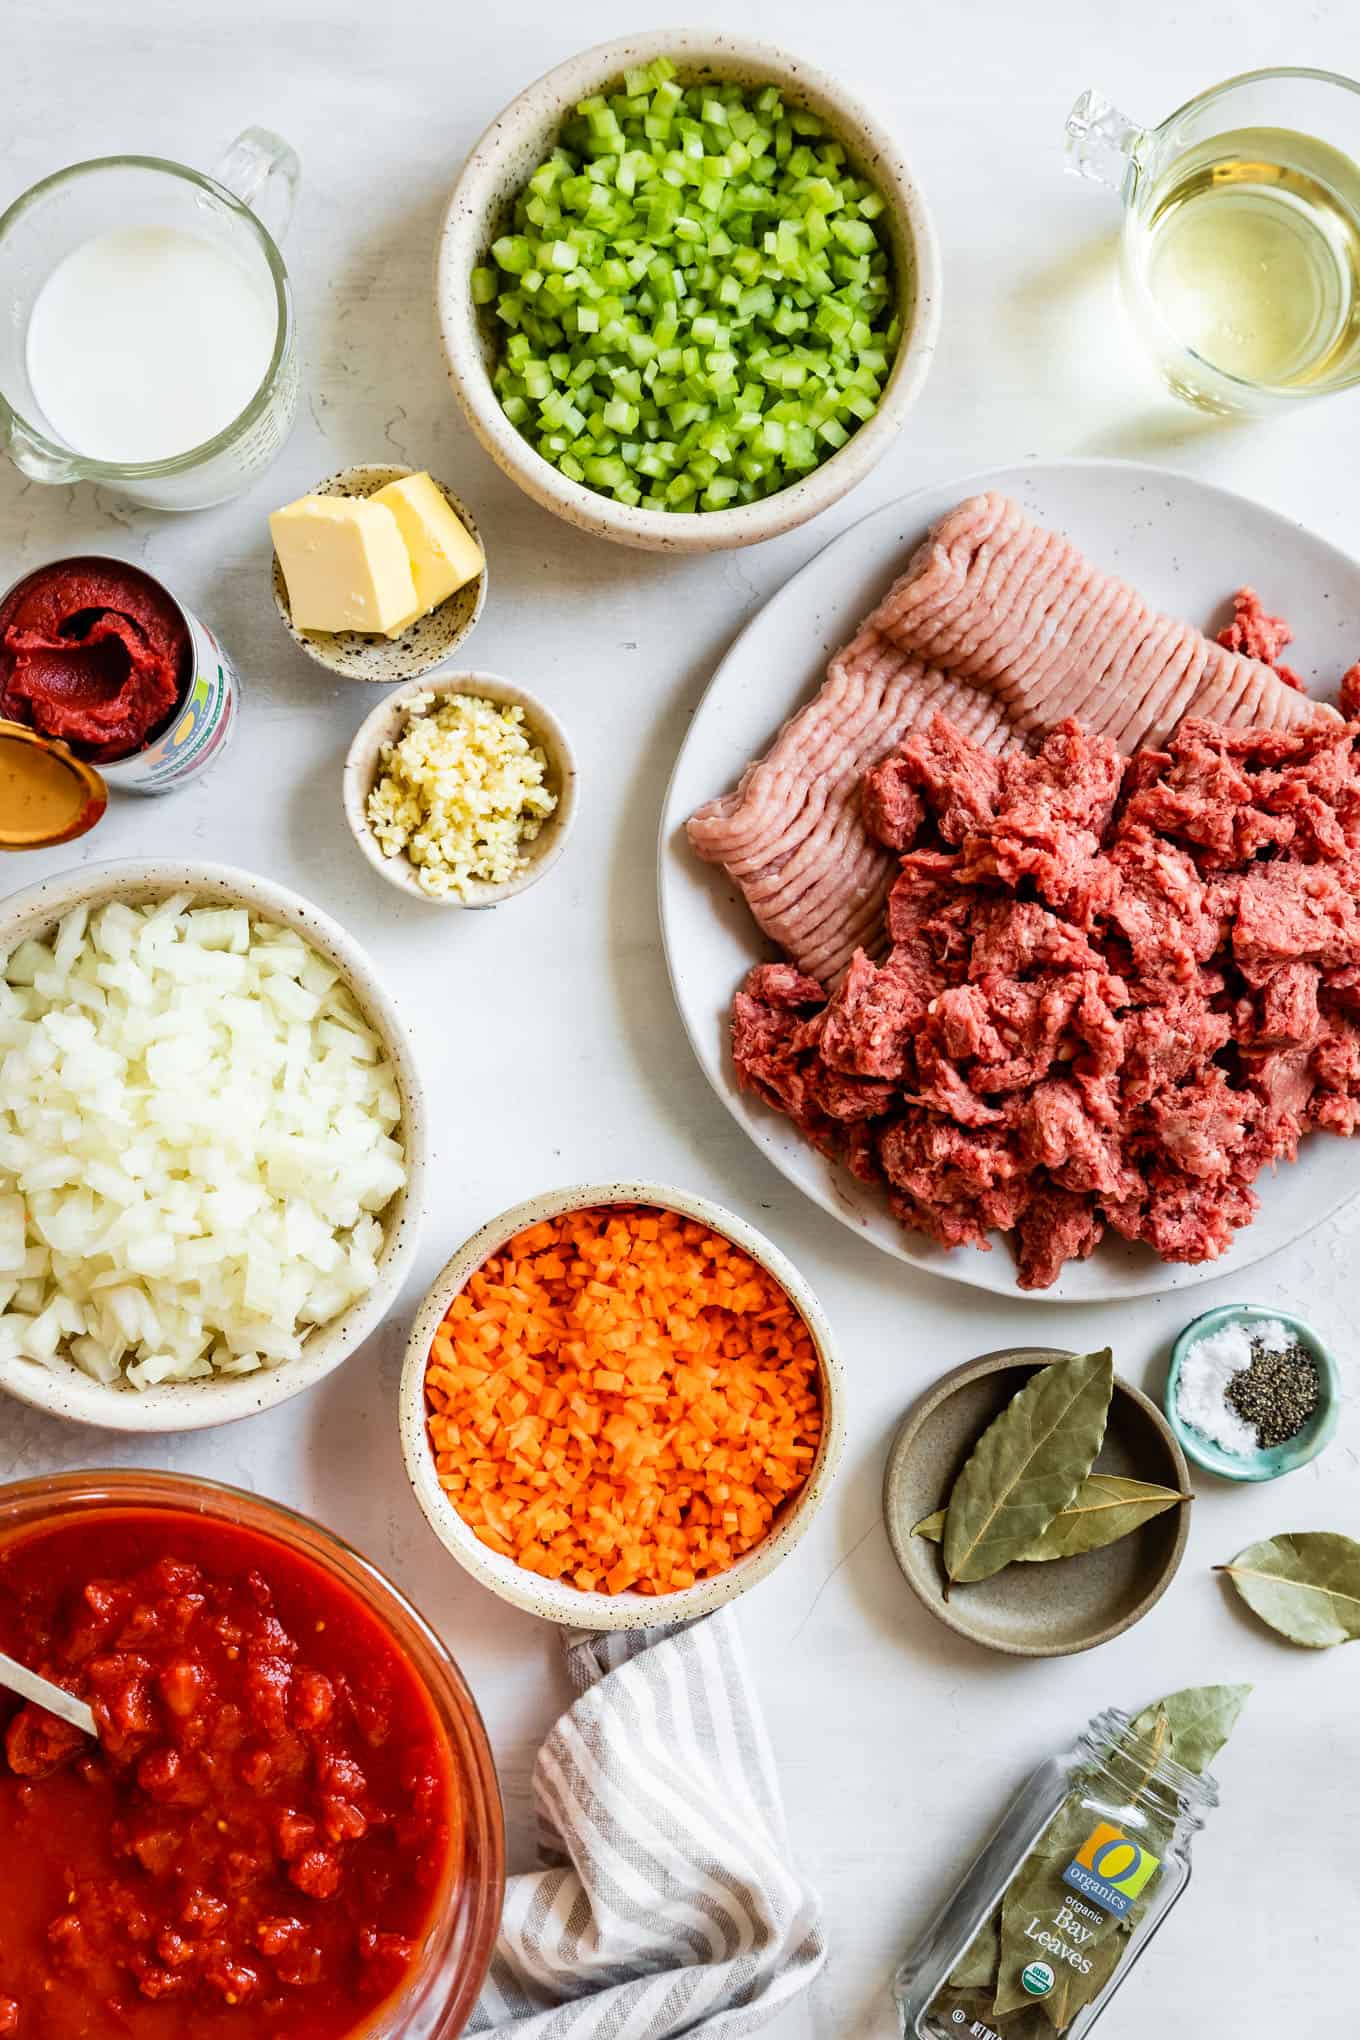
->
1062;1823;1161;1919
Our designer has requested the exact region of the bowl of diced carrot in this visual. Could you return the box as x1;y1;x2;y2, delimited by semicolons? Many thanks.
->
398;1182;844;1628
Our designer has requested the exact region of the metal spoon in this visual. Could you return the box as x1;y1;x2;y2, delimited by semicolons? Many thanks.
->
0;1649;97;1737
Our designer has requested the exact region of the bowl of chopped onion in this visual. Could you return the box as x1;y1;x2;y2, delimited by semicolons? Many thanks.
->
0;862;426;1432
437;31;941;552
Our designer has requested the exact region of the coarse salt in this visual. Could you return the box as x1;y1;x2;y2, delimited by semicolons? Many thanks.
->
1175;1316;1293;1455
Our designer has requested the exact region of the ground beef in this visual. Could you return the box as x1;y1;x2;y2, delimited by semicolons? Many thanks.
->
731;709;1360;1287
1217;586;1306;691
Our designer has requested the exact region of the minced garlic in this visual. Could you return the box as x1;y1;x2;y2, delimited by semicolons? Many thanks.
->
365;691;557;900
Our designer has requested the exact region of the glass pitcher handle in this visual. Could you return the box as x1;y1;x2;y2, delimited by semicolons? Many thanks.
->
0;407;81;486
1065;89;1147;197
212;127;300;244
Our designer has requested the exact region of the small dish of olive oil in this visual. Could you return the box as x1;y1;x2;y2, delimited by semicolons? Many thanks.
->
1131;126;1360;393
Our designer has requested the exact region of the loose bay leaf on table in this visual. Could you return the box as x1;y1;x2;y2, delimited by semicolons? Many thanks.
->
1216;1532;1360;1647
913;1475;1187;1563
1128;1683;1250;1775
942;1351;1114;1585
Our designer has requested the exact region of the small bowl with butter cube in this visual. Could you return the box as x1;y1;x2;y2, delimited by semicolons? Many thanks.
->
270;464;487;681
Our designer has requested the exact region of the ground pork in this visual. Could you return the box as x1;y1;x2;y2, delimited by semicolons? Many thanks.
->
730;709;1360;1287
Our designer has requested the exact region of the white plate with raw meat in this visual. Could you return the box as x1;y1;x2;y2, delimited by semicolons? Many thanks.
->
659;458;1360;1300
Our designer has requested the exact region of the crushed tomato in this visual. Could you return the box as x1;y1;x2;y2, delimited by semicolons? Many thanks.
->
0;1510;457;2039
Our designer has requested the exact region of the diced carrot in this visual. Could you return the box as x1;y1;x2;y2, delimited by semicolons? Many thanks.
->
423;1204;822;1597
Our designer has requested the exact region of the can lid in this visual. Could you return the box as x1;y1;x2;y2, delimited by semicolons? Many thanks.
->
0;720;108;850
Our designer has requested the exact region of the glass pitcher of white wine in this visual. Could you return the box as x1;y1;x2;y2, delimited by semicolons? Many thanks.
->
1066;67;1360;414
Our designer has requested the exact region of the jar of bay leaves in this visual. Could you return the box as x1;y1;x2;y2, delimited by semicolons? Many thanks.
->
893;1704;1223;2040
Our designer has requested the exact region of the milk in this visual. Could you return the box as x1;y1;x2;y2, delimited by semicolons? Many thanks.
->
27;225;278;464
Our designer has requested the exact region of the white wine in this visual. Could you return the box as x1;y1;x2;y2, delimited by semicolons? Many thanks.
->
1130;125;1360;392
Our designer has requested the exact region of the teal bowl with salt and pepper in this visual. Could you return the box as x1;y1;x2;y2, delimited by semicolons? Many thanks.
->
1165;1304;1339;1483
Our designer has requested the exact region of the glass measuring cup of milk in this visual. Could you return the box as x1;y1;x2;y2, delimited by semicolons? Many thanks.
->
1066;68;1360;414
0;129;299;509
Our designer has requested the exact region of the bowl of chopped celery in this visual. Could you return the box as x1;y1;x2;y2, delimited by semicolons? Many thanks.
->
437;32;940;552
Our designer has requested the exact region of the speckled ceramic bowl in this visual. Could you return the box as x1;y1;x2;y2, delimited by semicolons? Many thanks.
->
1165;1305;1340;1482
436;30;941;553
342;671;578;906
399;1182;844;1628
270;464;487;681
0;861;427;1434
884;1350;1192;1658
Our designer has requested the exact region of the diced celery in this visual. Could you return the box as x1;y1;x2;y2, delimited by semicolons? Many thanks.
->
483;60;900;511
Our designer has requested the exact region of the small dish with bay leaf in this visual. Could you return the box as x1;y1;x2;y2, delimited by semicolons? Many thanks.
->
885;1347;1191;1658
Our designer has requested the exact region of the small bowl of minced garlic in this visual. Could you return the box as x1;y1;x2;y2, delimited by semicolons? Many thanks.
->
343;671;577;906
270;464;487;681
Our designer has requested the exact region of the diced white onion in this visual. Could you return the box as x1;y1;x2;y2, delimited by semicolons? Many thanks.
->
0;900;406;1390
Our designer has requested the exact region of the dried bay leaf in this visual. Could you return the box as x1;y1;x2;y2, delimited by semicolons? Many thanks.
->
931;1987;1051;2040
993;1801;1155;2032
1039;1926;1125;2033
913;1475;1186;1562
1216;1532;1360;1647
948;1906;1001;1989
1020;1475;1187;1561
1128;1683;1250;1775
942;1351;1114;1585
933;1988;1051;2040
992;1797;1101;2018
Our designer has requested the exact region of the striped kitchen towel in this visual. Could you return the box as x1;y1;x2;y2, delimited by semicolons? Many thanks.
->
470;1608;826;2038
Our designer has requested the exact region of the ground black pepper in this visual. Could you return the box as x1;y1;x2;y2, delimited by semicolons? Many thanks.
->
1224;1336;1320;1448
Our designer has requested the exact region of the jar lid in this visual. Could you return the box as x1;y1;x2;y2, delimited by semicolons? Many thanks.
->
0;719;108;850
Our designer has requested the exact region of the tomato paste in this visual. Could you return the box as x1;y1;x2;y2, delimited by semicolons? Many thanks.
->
0;1510;458;2039
0;559;189;762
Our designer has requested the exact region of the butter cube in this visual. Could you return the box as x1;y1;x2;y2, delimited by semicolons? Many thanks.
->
269;494;420;638
370;472;484;613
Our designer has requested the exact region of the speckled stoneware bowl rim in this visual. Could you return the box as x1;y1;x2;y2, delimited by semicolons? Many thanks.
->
270;463;487;681
399;1181;845;1628
342;670;579;906
884;1348;1192;1659
435;29;942;554
1165;1304;1340;1483
0;860;426;1435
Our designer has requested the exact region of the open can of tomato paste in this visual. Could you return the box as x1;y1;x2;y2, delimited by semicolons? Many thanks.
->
0;556;238;844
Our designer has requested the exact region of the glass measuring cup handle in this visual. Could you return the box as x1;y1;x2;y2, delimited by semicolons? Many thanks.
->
212;127;300;244
1065;88;1149;198
0;413;81;485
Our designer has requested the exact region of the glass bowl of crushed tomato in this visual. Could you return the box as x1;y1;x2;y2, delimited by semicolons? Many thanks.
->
0;1469;504;2040
398;1182;845;1630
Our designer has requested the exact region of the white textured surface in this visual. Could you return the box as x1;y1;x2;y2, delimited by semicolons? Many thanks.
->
2;4;1359;2037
